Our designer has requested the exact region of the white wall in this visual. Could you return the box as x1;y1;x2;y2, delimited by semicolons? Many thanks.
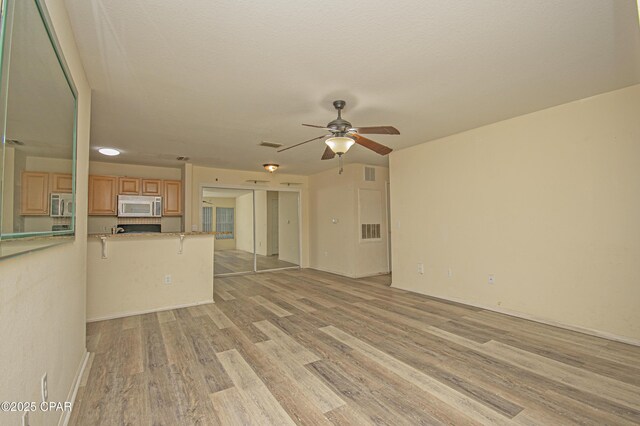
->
235;192;254;253
0;1;91;424
278;191;300;264
308;164;389;278
86;234;214;320
390;84;640;343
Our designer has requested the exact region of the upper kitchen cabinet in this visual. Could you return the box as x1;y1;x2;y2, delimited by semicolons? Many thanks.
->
89;175;118;215
21;171;49;215
141;179;162;196
162;180;182;216
51;173;73;193
118;177;140;195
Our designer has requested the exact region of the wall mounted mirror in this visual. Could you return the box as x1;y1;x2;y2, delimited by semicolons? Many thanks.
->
0;0;78;258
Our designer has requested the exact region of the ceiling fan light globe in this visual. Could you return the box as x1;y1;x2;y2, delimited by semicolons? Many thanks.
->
325;137;355;155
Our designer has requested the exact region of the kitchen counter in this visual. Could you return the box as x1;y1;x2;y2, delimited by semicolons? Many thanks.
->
88;232;215;239
86;231;215;321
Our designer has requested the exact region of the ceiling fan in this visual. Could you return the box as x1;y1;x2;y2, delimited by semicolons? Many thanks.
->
277;100;399;168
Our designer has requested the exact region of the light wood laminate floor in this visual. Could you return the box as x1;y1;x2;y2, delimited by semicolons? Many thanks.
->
214;249;298;275
70;269;640;425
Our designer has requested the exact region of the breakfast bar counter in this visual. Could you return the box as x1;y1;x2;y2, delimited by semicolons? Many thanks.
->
86;232;215;321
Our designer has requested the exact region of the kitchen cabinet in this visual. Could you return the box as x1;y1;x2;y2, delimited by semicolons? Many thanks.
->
51;173;73;193
141;179;162;196
21;171;49;215
162;180;182;216
89;175;118;215
118;177;140;195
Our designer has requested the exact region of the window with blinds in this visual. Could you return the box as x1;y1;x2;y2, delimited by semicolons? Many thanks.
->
202;206;213;232
216;207;234;240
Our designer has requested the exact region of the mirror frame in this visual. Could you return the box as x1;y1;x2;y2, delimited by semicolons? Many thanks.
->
0;0;78;258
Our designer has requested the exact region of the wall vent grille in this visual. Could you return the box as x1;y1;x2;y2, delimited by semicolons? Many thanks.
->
364;166;376;181
361;223;381;240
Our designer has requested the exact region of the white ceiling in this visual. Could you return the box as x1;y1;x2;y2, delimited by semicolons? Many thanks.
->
64;0;640;175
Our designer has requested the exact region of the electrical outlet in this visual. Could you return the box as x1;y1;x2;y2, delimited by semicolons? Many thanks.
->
191;224;198;231
448;267;453;278
41;372;48;402
417;262;424;274
22;411;29;426
164;275;172;285
488;274;495;284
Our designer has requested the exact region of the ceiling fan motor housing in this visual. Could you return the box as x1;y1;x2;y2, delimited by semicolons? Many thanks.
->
328;100;352;134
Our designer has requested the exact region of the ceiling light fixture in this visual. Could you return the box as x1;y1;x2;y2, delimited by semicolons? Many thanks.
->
263;163;279;173
325;136;355;174
98;148;120;156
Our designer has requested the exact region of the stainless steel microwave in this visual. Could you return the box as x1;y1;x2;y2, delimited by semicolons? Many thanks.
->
117;195;162;217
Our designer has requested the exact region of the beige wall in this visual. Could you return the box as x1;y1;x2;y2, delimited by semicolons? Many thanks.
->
235;192;254;253
254;190;268;256
89;160;181;179
390;84;640;342
278;191;300;264
86;235;214;320
188;165;309;266
309;164;390;278
0;1;91;424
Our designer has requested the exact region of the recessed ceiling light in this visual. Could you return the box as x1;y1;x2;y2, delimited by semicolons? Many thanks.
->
98;148;120;156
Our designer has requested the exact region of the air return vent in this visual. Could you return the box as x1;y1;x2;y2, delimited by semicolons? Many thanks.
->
364;166;376;181
259;141;283;148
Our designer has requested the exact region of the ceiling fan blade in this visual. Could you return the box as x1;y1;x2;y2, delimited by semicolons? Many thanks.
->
277;134;328;152
302;123;329;129
354;126;400;135
321;145;335;160
351;133;393;156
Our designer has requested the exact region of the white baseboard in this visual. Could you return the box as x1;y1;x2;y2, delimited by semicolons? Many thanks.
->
308;266;357;278
308;267;389;280
392;283;640;347
60;351;89;426
86;299;215;323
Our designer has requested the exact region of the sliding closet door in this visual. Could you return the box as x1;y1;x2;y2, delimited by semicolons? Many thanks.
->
256;190;300;271
203;188;254;276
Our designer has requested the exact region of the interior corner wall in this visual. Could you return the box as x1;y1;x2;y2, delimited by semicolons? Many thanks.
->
0;0;91;424
390;84;640;342
308;163;389;278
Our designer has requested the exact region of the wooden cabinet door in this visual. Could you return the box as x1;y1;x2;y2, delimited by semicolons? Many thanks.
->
118;177;140;195
21;171;49;215
162;180;182;216
141;179;162;196
51;173;73;193
89;175;118;215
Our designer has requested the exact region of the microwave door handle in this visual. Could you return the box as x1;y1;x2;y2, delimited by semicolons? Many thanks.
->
61;201;65;216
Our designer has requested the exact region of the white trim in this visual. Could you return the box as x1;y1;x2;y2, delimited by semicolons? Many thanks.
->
392;283;640;347
60;351;89;426
86;299;214;323
309;266;357;279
